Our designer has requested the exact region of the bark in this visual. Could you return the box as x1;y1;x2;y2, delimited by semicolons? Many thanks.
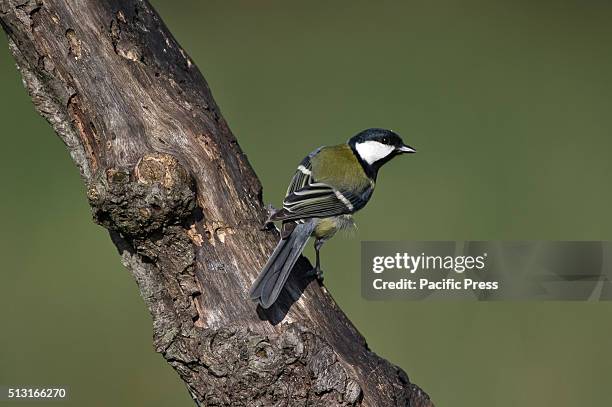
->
0;1;433;406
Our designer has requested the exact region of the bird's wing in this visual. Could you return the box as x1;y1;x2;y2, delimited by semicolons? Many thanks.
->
270;147;372;222
284;147;321;196
271;161;369;222
277;182;363;220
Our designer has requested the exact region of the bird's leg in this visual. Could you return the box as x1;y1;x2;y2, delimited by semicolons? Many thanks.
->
310;238;325;282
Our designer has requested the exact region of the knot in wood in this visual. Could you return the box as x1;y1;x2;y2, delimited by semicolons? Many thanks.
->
87;152;196;236
134;152;190;188
166;324;363;406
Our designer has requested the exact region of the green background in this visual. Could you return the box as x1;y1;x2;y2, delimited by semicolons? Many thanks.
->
2;1;612;406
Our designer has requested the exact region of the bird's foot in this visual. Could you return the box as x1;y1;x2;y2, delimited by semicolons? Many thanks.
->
265;203;278;216
305;267;324;282
260;204;279;231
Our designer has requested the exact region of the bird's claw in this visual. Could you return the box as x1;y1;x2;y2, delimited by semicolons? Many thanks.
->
265;203;278;217
260;204;279;231
305;267;324;282
260;221;275;231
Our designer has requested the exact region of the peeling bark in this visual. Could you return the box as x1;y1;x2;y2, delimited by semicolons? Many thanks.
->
0;1;433;406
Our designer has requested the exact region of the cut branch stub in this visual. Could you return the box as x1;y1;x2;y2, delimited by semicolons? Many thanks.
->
87;152;196;237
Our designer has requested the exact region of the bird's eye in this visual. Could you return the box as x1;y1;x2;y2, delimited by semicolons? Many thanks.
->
382;137;389;143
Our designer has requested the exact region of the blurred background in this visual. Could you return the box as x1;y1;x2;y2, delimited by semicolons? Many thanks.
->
2;0;612;406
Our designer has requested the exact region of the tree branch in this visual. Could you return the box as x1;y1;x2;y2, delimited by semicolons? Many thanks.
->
0;1;433;405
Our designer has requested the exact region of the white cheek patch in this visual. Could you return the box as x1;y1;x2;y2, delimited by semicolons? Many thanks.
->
355;141;395;164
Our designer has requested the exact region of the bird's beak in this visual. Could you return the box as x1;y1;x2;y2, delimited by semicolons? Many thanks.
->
397;144;417;154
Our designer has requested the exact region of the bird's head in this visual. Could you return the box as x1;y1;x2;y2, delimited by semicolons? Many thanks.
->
348;128;416;175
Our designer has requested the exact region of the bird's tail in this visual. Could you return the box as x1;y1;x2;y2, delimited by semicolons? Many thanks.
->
249;221;315;308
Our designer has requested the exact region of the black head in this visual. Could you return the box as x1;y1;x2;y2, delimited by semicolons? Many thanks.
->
348;128;416;178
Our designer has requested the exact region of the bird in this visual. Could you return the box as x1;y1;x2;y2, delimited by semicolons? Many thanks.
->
249;128;416;308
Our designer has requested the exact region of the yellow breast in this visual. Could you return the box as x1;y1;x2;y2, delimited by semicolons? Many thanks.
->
313;215;355;240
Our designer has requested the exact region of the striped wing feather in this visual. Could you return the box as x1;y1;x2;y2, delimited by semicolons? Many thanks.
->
272;150;370;222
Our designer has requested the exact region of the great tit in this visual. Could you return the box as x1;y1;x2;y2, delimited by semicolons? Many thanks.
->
249;128;416;308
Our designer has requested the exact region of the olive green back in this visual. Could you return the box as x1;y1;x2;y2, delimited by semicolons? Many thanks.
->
310;144;372;191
